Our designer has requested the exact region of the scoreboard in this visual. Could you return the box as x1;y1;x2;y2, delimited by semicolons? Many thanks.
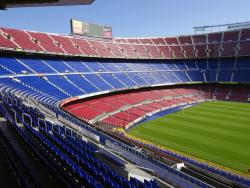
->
71;19;112;39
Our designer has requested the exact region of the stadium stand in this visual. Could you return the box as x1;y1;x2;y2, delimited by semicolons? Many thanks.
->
0;26;250;188
62;86;209;128
1;27;250;59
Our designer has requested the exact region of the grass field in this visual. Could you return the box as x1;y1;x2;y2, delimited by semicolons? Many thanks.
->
128;101;250;174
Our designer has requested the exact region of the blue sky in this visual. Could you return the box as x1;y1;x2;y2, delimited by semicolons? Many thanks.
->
0;0;250;37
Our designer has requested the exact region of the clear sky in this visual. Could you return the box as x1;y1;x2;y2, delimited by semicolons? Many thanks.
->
0;0;250;38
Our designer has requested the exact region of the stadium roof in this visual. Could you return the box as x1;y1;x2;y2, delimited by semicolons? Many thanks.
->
0;0;94;10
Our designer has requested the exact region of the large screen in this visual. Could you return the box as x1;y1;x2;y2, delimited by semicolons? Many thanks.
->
71;19;112;39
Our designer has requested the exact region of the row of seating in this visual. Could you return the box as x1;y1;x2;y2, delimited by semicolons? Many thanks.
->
116;29;250;44
208;84;250;101
1;27;250;59
63;86;208;125
0;97;91;187
1;56;250;104
1;92;160;188
0;118;38;188
101;95;205;128
2;56;250;74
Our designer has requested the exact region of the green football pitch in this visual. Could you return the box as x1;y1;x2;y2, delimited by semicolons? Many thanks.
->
128;101;250;174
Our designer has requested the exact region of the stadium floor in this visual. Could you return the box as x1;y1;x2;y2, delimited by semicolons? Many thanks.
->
128;101;250;174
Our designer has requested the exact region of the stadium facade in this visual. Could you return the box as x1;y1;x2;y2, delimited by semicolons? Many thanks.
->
0;26;250;188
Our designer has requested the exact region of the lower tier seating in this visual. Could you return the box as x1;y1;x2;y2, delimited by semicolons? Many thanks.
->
62;84;250;128
0;95;160;188
62;85;208;125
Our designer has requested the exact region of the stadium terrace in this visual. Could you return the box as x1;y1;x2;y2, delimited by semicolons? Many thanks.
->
0;25;250;188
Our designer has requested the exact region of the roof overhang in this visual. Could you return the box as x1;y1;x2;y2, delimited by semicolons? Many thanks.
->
3;0;94;9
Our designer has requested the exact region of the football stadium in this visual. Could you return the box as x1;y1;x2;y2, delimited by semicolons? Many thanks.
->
0;0;250;188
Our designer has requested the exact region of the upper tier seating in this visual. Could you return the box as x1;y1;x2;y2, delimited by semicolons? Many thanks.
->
208;32;222;43
0;30;18;49
1;27;250;59
179;36;192;45
192;34;206;44
50;35;82;55
151;38;166;45
223;30;239;42
126;38;140;44
27;31;65;53
1;28;43;51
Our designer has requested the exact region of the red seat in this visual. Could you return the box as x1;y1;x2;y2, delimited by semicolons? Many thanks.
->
194;45;207;58
143;45;162;58
88;40;113;57
101;116;128;127
158;46;173;58
105;42;126;57
70;105;102;120
132;45;151;58
178;36;192;45
238;41;250;56
221;43;237;57
118;43;139;58
114;111;139;122
28;32;65;53
207;44;221;57
223;31;239;42
169;46;184;58
71;38;98;56
125;108;147;117
1;28;42;51
0;31;18;49
208;32;222;43
240;29;250;40
192;35;206;44
138;38;153;45
164;37;179;45
126;38;140;44
182;45;195;58
151;38;166;45
50;35;82;55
